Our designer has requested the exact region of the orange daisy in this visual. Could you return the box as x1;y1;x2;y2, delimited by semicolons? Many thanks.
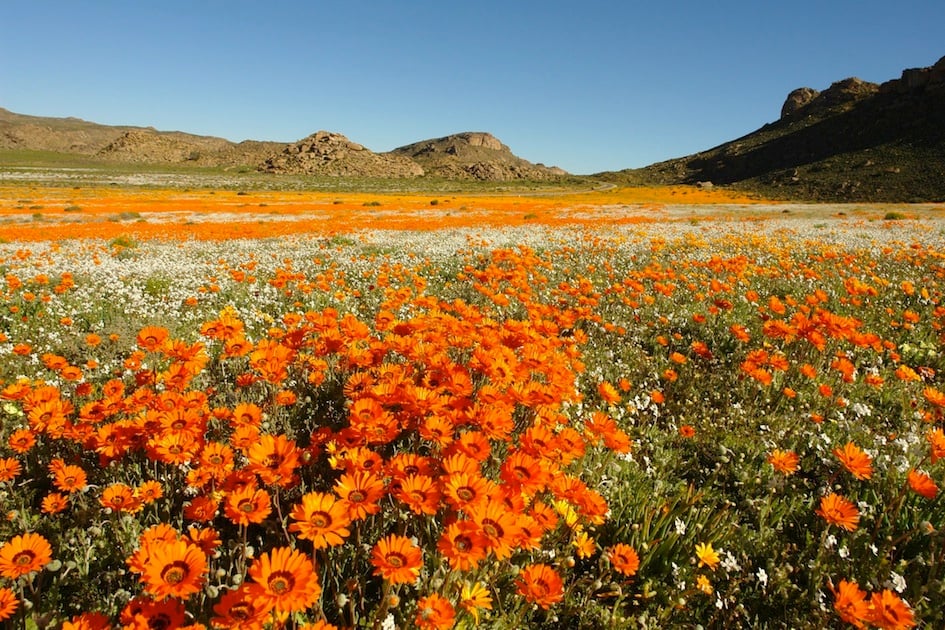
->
246;546;322;614
437;520;488;571
415;592;455;629
370;534;423;584
816;493;860;531
767;449;800;475
247;433;300;487
0;532;53;579
0;587;18;622
335;470;386;520
832;578;868;628
607;543;640;577
468;500;522;560
41;492;69;515
211;585;274;629
288;491;352;549
393;473;442;515
223;485;272;526
906;469;938;499
138;539;208;601
51;461;88;494
516;563;564;609
833;442;873;480
100;483;142;513
864;589;916;629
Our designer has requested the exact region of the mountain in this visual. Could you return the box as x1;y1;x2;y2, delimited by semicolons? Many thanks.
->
0;108;282;168
601;55;945;202
389;132;567;181
259;131;424;178
0;108;567;182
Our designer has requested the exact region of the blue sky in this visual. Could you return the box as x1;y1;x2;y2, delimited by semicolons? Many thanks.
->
2;1;942;174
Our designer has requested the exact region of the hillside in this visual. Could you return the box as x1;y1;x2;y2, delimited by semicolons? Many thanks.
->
389;132;568;181
0;108;282;169
602;55;945;202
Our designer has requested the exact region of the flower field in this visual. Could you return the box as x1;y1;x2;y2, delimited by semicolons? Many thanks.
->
0;184;943;628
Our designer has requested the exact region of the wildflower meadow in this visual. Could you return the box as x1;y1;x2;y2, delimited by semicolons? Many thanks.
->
0;185;942;629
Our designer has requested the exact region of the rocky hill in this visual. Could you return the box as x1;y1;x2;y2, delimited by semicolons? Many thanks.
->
0;108;282;168
259;131;424;178
602;55;945;201
0;109;566;182
389;132;567;181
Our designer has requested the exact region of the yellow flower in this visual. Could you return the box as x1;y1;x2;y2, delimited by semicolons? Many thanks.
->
460;581;493;624
695;542;720;570
572;530;597;559
696;574;713;595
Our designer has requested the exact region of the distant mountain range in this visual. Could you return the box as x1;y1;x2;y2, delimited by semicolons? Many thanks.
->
3;54;944;199
0;108;566;182
599;55;945;202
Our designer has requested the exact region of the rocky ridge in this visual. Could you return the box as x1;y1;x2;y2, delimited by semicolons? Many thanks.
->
260;131;424;178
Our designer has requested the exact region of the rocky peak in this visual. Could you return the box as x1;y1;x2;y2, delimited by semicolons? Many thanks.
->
259;131;424;177
781;87;820;118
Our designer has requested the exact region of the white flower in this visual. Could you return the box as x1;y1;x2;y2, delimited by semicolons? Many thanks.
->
825;534;837;549
381;613;396;630
889;571;906;593
674;518;687;535
838;546;849;559
721;551;741;572
756;568;768;588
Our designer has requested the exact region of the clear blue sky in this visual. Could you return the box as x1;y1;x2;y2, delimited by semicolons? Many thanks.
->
2;1;942;174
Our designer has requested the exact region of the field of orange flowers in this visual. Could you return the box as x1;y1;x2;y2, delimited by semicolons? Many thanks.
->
0;183;943;629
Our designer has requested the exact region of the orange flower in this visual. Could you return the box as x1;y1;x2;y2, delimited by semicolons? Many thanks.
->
61;612;111;630
138;539;208;601
100;483;142;513
816;493;860;531
224;485;272;526
288;491;352;549
834;442;873;480
415;592;455;629
437;520;488;571
864;589;916;629
832;579;868;628
246;546;321;614
924;386;945;408
927;427;945;463
442;471;492;511
247;434;300;488
0;587;18;622
767;449;800;475
469;500;523;560
393;473;442;515
906;469;938;499
597;381;621;404
371;534;423;584
41;492;69;515
7;428;36;454
50;461;88;493
678;425;696;438
335;470;386;520
0;532;53;578
516;563;564;609
211;585;274;629
0;457;23;483
137;326;170;352
606;543;640;577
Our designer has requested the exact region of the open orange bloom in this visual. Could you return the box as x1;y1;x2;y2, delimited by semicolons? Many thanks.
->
0;532;53;578
211;585;274;630
393;473;442;515
469;499;523;560
223;485;272;526
816;493;860;531
246;433;300;488
51;461;88;494
100;483;142;513
516;563;564;609
928;428;945;463
371;534;423;584
137;325;170;352
138;539;208;601
414;592;455;629
606;543;640;577
247;546;321;614
767;449;799;475
335;470;386;520
437;520;488;571
834;442;873;480
832;579;868;628
906;469;938;499
864;589;916;629
0;587;18;622
288;491;352;549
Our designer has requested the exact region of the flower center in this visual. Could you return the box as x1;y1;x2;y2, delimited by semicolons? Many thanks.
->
456;487;474;501
268;571;295;595
311;512;330;528
161;561;189;585
386;552;405;568
13;551;35;566
348;490;366;503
